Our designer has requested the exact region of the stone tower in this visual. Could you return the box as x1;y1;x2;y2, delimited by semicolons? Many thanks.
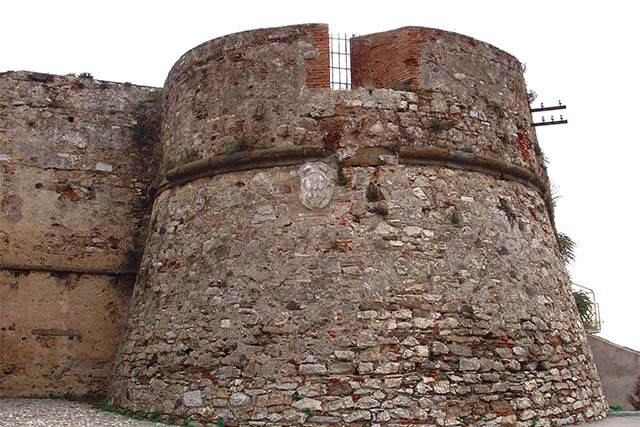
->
108;24;607;426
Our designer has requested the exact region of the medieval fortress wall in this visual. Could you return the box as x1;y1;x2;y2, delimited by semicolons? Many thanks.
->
1;23;606;426
0;72;161;395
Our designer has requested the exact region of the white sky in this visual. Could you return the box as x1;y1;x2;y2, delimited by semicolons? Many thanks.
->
2;1;638;351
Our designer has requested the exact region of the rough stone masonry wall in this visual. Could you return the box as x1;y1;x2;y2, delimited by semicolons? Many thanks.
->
0;71;161;396
110;25;607;426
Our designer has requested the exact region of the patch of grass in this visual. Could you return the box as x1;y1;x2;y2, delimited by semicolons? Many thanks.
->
609;405;623;412
224;136;250;154
531;416;540;427
216;416;225;427
94;399;145;420
257;143;270;150
304;408;313;419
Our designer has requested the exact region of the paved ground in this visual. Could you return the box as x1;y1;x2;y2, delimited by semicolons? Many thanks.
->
0;398;639;427
573;414;640;427
0;399;165;427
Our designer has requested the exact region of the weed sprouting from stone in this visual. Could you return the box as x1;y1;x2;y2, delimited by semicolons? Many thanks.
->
94;399;146;420
216;416;225;427
304;408;313;419
78;72;93;79
451;209;463;226
498;198;516;218
557;232;576;263
125;245;143;268
530;416;540;427
429;118;445;132
336;163;348;186
491;102;506;119
225;136;250;154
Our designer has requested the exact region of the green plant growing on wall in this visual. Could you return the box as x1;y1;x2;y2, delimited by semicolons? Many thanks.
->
573;290;594;326
451;209;463;226
528;90;538;104
216;417;225;427
557;232;576;263
225;135;250;154
490;102;506;119
628;373;640;409
428;118;445;132
125;245;143;268
78;72;93;79
498;198;516;218
94;399;145;420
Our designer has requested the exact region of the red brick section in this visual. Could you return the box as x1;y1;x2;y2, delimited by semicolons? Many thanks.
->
304;24;330;89
352;27;444;91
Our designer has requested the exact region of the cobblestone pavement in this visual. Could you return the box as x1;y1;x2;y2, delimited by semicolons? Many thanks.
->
1;398;639;427
0;399;166;427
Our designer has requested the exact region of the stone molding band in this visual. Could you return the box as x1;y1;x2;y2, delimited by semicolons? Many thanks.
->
161;145;551;197
0;263;138;276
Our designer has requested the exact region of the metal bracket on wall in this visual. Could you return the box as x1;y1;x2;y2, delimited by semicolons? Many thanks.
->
531;101;568;127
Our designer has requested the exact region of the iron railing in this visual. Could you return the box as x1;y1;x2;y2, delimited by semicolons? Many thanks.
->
330;33;355;90
572;283;601;334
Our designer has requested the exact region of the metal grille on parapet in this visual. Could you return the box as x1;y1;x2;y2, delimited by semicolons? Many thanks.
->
330;33;356;90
